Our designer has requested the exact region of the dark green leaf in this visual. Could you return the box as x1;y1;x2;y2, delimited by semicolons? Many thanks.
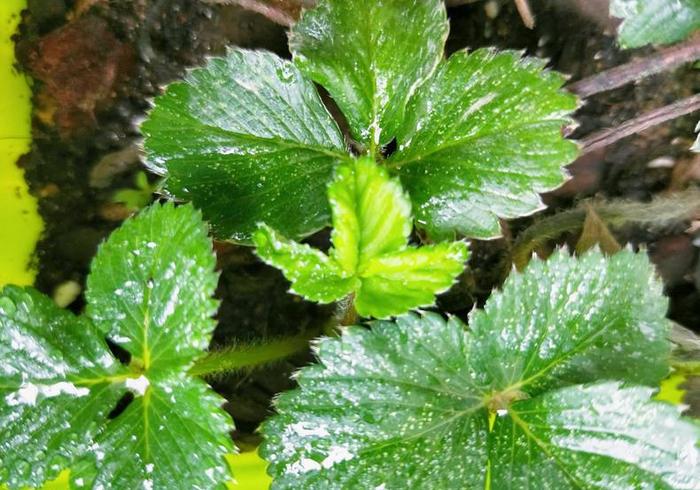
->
468;249;670;395
1;204;235;489
141;48;349;242
261;313;488;489
0;286;126;488
262;251;696;488
84;377;234;490
611;0;700;48
388;49;579;240
290;0;448;147
86;202;219;375
490;382;700;489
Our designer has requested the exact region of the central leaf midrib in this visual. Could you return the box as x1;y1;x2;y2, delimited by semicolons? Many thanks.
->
155;118;349;162
386;116;570;169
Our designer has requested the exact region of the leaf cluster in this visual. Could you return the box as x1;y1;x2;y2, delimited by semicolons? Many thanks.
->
0;204;234;489
262;250;700;488
142;0;578;243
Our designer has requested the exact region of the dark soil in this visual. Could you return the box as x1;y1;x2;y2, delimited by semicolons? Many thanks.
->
15;0;700;437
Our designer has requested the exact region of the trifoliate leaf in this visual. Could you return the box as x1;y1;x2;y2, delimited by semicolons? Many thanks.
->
253;158;468;318
262;251;698;489
141;48;349;243
611;0;700;48
468;249;670;395
289;0;448;147
0;286;126;488
388;49;579;240
1;204;235;489
87;202;219;376
490;383;700;489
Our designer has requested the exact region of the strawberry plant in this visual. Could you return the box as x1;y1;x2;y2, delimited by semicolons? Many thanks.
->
2;0;700;488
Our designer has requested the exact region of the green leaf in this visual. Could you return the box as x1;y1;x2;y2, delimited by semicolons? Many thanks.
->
253;158;468;318
262;251;698;488
468;248;671;395
490;382;700;489
388;49;579;240
1;204;235;489
261;313;489;489
141;48;349;243
289;0;448;147
83;377;234;489
86;202;219;375
611;0;700;48
0;286;126;488
252;224;357;304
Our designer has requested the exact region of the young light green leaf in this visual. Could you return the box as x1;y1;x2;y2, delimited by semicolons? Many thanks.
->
0;286;126;489
468;248;671;395
253;158;468;318
490;383;700;489
262;251;698;488
611;0;700;48
1;204;235;489
141;48;349;243
388;49;579;240
290;0;448;148
356;243;468;319
253;224;357;303
87;202;219;376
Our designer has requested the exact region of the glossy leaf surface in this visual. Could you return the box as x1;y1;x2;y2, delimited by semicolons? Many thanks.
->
87;202;219;375
467;249;670;395
290;0;448;147
0;204;235;489
262;250;698;488
253;158;467;318
611;0;700;48
85;377;234;489
0;286;125;488
142;48;348;242
490;382;700;489
262;313;488;489
389;49;579;240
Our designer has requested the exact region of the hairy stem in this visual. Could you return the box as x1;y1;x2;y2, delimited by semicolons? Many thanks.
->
580;94;700;155
512;189;700;269
189;326;323;378
568;34;700;98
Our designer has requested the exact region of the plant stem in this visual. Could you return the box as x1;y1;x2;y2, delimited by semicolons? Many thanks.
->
568;34;700;99
511;189;700;270
580;94;700;155
189;327;322;378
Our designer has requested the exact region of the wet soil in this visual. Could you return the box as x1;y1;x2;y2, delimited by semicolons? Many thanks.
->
14;0;700;436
